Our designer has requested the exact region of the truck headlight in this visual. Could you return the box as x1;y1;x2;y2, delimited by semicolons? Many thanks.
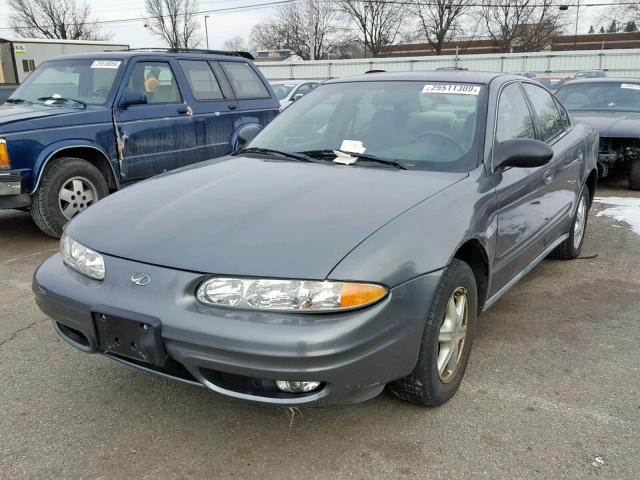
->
0;139;9;169
60;233;105;280
196;277;387;312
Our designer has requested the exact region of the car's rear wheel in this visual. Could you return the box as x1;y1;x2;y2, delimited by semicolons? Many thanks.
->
389;259;477;406
550;187;589;260
630;159;640;191
31;158;108;238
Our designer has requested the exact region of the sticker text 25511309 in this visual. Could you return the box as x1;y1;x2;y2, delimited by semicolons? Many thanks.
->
422;84;481;96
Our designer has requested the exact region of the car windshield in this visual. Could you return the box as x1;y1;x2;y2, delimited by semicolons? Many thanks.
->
270;83;297;100
536;78;563;88
10;59;123;106
556;82;640;112
248;81;485;171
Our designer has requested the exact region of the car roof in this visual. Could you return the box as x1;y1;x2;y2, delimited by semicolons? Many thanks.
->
324;71;512;85
269;79;316;85
560;77;640;85
45;50;251;62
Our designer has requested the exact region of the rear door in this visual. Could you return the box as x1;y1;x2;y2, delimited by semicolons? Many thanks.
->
114;59;196;181
521;82;584;241
490;81;550;294
178;59;238;161
217;60;279;129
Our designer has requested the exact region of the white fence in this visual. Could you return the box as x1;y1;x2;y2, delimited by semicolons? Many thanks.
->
256;48;640;80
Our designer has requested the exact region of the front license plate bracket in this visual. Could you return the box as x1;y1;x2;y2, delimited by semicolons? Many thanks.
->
92;306;167;366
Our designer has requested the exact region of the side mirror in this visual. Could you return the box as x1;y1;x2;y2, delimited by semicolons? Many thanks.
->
494;138;553;171
120;92;147;108
292;93;304;102
235;124;263;151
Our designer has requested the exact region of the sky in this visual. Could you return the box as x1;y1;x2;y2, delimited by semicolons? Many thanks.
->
0;0;610;50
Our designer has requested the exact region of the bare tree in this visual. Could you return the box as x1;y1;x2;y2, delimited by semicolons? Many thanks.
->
600;1;640;32
340;0;408;57
223;36;249;52
481;0;564;53
145;0;200;49
251;0;348;60
413;0;472;55
9;0;109;40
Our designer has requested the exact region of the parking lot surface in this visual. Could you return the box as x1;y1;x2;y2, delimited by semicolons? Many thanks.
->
1;178;639;480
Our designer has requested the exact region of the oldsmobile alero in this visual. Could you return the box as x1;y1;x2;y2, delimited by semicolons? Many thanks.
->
33;72;598;406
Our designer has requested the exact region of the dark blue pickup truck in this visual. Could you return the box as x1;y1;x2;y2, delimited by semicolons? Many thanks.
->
0;49;279;236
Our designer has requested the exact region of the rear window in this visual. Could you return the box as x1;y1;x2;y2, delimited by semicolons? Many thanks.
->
221;62;269;99
179;60;224;101
556;82;640;113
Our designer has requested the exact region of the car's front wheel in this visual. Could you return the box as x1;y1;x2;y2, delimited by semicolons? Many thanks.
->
31;158;109;238
389;259;478;406
550;187;589;260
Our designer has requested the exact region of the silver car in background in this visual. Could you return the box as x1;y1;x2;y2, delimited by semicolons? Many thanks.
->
269;79;320;109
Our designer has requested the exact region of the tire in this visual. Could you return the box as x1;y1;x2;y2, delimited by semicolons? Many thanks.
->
549;186;589;260
630;159;640;191
31;158;109;238
389;259;478;406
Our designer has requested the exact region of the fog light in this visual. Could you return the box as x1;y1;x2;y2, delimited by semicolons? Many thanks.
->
276;380;321;393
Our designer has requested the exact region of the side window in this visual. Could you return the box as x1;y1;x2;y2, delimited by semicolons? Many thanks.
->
220;62;270;99
523;83;565;142
295;83;315;96
179;60;224;101
496;83;536;143
553;96;571;130
127;62;181;104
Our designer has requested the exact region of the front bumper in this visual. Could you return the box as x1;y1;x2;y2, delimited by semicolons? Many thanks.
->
0;170;30;209
33;253;443;406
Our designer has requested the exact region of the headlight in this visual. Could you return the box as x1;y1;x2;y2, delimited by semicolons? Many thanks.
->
196;277;387;312
60;233;105;280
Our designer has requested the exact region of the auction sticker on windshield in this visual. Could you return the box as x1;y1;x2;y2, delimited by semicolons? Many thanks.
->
91;60;122;69
621;83;640;91
422;84;481;95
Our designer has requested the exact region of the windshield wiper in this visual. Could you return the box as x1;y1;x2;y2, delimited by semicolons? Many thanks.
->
5;98;32;104
299;149;408;170
234;147;316;163
37;96;87;108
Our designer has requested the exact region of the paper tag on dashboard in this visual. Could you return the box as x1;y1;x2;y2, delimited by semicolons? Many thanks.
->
621;83;640;90
422;84;481;95
340;140;366;154
91;60;121;69
333;150;358;165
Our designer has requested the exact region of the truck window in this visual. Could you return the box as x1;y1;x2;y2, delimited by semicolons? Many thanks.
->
220;62;269;100
179;60;224;101
127;62;182;104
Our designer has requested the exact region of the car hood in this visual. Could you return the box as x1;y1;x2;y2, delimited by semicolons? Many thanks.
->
569;110;640;137
0;102;85;127
67;155;467;280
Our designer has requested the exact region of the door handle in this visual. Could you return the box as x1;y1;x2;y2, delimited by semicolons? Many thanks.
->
228;104;237;110
543;169;553;185
177;106;193;116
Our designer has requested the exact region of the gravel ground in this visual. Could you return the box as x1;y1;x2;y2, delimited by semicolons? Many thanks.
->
1;177;638;480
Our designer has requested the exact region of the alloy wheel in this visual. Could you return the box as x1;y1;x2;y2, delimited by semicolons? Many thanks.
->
573;194;587;249
437;287;469;383
58;176;99;220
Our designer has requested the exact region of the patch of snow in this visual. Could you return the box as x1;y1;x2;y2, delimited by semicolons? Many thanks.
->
591;455;606;467
593;196;640;235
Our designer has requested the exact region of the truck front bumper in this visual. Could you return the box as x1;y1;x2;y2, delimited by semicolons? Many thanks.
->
0;170;30;208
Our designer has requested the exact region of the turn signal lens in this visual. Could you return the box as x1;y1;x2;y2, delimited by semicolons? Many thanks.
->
0;139;9;169
339;283;387;308
196;277;387;312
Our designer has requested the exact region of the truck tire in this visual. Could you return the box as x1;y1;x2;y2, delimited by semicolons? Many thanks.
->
31;158;109;238
388;259;477;406
630;159;640;191
550;187;589;260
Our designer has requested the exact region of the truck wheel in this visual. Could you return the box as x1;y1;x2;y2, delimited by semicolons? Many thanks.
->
630;159;640;191
550;187;589;260
31;158;108;238
388;259;477;406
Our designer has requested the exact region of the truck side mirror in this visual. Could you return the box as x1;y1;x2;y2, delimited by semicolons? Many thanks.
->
120;92;148;108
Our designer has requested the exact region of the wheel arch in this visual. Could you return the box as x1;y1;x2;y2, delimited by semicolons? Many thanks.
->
453;238;490;313
31;143;118;194
585;168;597;206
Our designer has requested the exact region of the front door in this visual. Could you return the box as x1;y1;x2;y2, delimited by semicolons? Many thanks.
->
114;60;196;182
491;82;550;294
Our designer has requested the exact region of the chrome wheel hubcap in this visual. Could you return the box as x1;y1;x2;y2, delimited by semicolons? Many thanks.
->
58;176;98;220
437;287;469;383
573;195;587;249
